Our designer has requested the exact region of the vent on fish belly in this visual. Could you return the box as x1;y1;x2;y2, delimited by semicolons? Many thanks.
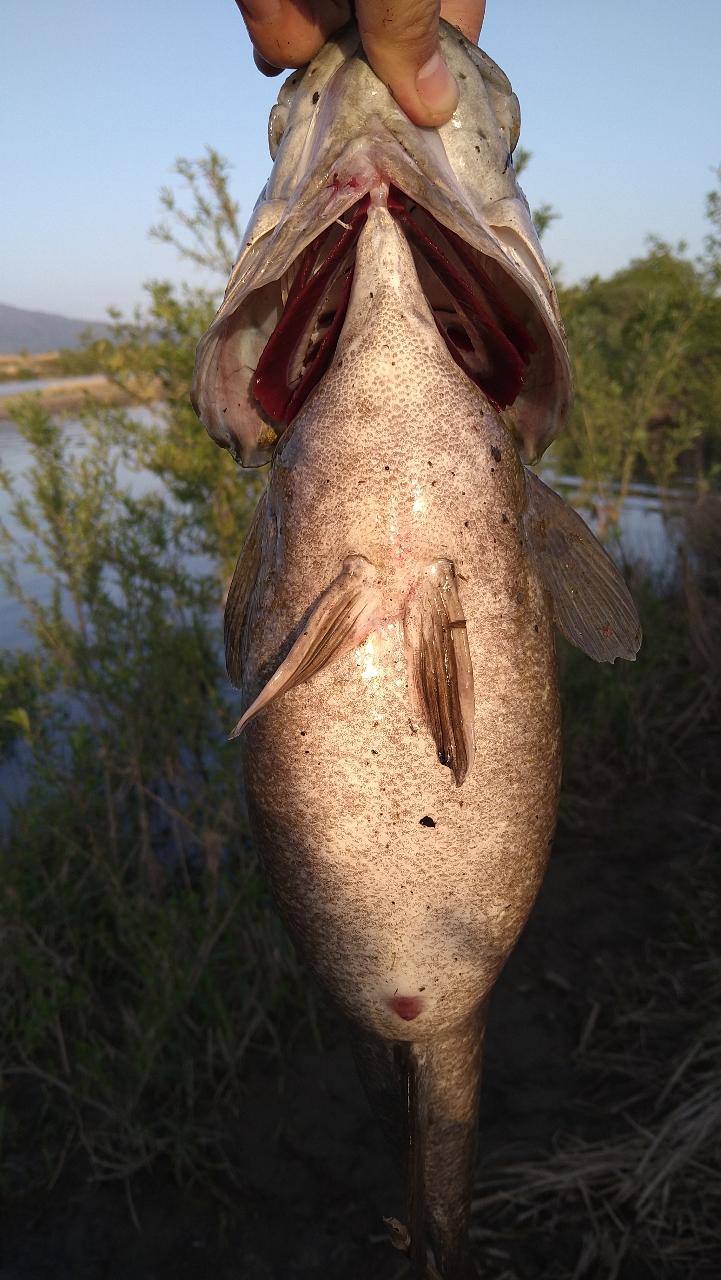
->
250;187;536;427
228;556;476;787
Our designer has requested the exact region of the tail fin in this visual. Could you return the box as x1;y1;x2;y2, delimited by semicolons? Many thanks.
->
405;562;475;786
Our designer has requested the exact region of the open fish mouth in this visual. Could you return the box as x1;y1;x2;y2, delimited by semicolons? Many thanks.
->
251;186;537;427
192;20;573;468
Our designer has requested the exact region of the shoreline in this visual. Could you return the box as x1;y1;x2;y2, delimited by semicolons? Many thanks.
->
0;376;135;419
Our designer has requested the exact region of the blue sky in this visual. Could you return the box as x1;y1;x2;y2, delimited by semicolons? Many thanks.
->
1;0;719;321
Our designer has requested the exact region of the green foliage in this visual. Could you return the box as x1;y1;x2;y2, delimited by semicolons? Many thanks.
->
513;147;561;240
0;401;308;1192
79;151;265;578
549;173;721;532
56;345;104;376
85;284;266;577
149;147;241;277
0;157;299;1192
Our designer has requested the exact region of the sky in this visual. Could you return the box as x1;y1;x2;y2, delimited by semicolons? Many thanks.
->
1;0;720;322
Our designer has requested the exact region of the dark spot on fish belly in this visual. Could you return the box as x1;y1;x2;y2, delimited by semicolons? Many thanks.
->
388;995;425;1021
501;512;509;523
312;92;319;104
419;816;436;828
491;446;502;462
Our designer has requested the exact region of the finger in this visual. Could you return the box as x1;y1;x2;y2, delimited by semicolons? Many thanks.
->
440;0;485;44
357;0;475;128
236;0;351;72
254;47;285;76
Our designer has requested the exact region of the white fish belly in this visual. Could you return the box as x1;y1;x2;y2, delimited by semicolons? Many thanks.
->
242;581;560;1041
238;202;562;1041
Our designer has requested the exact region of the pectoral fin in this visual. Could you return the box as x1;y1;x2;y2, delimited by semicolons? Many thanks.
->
405;562;475;786
229;556;379;739
524;470;642;662
224;488;269;689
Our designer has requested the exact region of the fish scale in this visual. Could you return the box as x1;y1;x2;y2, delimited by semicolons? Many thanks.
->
193;23;641;1278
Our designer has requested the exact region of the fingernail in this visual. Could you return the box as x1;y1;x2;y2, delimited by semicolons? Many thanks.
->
415;49;459;117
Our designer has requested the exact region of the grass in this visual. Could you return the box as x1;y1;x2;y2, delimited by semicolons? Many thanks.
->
471;842;721;1279
469;499;721;1279
0;401;311;1196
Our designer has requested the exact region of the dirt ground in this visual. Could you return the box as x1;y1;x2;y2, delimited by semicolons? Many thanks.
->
0;783;708;1280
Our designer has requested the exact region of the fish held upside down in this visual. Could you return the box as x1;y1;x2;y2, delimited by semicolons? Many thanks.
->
193;23;641;1279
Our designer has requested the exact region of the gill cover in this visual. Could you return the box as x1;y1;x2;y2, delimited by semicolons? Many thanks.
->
191;20;572;467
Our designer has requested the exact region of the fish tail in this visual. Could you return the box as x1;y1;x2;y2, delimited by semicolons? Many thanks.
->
350;1006;487;1279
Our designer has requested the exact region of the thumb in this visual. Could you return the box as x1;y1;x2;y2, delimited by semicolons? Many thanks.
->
356;0;458;127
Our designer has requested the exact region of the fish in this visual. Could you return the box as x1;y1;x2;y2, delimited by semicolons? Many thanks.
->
192;21;641;1279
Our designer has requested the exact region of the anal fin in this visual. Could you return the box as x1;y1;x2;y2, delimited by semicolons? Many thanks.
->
524;470;642;662
229;556;379;739
405;561;475;786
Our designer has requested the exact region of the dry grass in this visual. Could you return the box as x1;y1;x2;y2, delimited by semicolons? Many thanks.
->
0;353;67;382
471;836;721;1279
467;496;721;1279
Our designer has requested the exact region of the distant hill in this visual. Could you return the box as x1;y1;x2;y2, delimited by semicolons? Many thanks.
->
0;303;110;355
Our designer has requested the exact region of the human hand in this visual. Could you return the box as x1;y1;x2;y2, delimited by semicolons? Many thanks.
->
235;0;487;128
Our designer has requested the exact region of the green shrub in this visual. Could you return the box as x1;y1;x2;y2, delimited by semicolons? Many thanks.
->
0;401;310;1194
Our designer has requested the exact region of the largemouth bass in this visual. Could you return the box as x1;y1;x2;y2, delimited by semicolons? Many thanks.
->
192;22;641;1278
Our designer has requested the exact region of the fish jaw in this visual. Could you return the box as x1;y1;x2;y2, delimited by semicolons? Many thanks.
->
191;21;572;470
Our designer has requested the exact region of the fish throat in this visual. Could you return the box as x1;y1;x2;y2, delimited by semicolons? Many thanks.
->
251;183;536;429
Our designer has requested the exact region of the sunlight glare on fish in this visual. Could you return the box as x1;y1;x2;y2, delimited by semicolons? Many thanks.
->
359;635;380;680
